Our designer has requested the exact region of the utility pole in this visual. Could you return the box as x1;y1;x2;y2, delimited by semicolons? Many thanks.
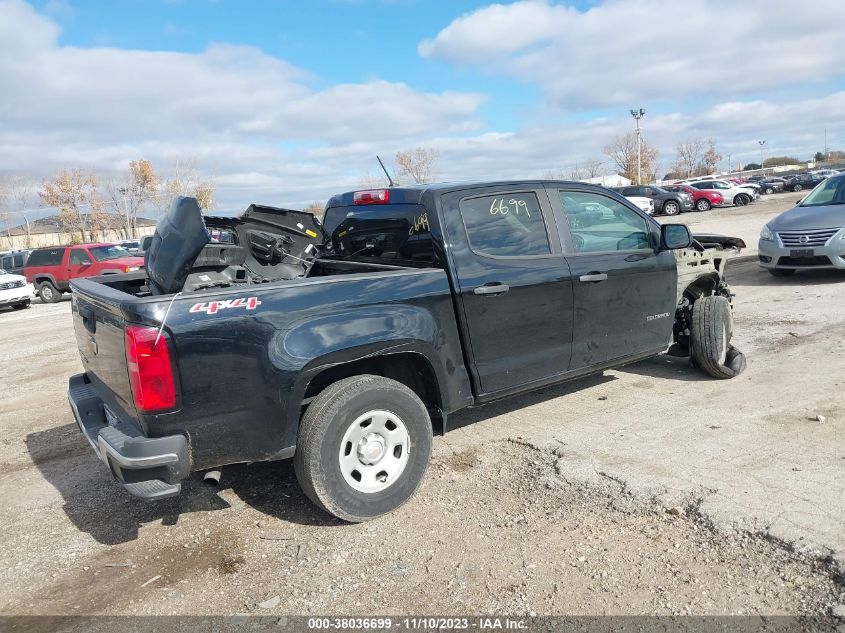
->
726;153;732;175
824;128;829;161
630;108;646;184
758;140;766;175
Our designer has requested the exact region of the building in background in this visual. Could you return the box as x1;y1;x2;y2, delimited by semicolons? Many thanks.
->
2;216;157;250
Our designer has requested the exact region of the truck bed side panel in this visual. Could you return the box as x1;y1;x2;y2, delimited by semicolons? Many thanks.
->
109;268;469;470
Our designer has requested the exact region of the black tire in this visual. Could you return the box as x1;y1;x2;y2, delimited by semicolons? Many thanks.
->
733;194;749;206
764;186;774;195
663;200;681;216
11;301;30;310
695;198;711;212
690;296;746;379
37;281;61;303
294;374;433;522
768;268;796;277
793;184;803;192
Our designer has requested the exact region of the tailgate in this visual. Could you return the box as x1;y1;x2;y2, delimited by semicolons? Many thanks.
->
71;281;136;417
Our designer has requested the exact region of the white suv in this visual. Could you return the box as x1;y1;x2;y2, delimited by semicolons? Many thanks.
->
683;179;758;207
0;268;34;311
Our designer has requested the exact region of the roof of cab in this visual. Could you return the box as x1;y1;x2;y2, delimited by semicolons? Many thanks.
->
325;180;609;208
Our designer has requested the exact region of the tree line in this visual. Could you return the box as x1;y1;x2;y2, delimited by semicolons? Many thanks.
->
0;159;215;247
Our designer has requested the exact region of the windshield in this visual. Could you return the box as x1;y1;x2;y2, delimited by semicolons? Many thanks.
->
89;245;132;261
798;175;845;207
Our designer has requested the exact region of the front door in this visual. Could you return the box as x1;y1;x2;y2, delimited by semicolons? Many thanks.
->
547;186;678;369
440;186;575;395
67;248;93;279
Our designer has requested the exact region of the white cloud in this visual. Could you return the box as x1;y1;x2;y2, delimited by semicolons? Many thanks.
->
420;0;845;109
0;0;485;207
1;0;844;216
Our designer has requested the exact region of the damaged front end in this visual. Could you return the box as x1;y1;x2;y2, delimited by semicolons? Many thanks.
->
669;233;748;378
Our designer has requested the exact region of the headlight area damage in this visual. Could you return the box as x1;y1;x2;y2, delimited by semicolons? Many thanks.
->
669;233;748;379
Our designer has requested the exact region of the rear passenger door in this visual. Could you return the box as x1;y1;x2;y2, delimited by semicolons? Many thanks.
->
439;186;576;396
547;186;677;369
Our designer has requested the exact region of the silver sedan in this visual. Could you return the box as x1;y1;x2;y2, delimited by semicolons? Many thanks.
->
758;173;845;276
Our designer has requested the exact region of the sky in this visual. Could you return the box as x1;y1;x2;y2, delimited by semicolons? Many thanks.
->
2;0;845;216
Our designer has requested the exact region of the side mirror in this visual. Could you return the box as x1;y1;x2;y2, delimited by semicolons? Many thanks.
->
661;224;692;250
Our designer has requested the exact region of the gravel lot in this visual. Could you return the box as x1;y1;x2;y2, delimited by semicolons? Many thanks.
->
1;192;843;617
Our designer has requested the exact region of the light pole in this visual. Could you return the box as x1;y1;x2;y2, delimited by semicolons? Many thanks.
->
727;153;732;175
630;108;646;184
758;140;766;175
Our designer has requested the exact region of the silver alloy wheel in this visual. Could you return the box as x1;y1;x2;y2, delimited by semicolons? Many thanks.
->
664;201;680;216
339;409;410;493
696;199;710;211
40;284;54;301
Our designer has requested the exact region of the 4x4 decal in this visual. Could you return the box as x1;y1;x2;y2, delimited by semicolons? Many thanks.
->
189;297;261;315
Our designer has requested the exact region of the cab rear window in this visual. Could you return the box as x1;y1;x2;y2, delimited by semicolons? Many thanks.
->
322;204;434;265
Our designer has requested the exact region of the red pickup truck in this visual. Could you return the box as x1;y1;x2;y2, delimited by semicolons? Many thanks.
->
24;243;145;303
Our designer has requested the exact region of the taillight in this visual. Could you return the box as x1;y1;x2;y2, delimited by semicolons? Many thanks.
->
125;325;176;412
353;189;390;205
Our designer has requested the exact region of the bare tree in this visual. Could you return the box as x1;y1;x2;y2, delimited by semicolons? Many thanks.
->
160;158;216;214
0;175;37;248
582;158;604;178
357;171;390;189
0;182;10;249
603;132;658;184
106;159;160;239
700;139;722;173
395;148;439;184
542;168;567;180
39;169;109;243
674;138;706;178
302;201;325;220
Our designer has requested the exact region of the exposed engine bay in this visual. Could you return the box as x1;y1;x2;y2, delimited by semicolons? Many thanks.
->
145;197;327;295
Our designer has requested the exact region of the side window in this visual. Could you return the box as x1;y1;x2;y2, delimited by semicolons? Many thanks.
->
27;248;65;267
559;190;651;253
14;254;24;267
69;249;92;265
459;192;551;257
1;256;11;269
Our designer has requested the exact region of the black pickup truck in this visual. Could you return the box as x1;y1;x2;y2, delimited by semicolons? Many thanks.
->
68;181;746;521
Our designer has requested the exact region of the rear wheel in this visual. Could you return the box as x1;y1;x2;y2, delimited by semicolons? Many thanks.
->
663;200;681;216
764;186;774;195
768;268;796;277
294;374;433;522
733;194;750;206
690;296;746;379
793;184;803;192
695;198;711;212
37;281;61;303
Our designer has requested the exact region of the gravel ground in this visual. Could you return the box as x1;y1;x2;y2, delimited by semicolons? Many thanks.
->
0;194;843;617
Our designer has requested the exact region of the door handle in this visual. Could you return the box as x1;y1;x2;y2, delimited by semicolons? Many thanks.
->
473;283;510;296
579;272;608;283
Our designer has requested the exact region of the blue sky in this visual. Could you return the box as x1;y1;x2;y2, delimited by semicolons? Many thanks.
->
3;0;845;216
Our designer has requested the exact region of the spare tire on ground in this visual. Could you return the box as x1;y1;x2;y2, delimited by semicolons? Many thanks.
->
690;295;747;379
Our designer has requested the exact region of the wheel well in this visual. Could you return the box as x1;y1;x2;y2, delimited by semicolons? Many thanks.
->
303;353;443;431
33;276;54;286
683;273;720;301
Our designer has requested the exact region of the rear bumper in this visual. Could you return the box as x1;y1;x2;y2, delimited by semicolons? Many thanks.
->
68;373;191;499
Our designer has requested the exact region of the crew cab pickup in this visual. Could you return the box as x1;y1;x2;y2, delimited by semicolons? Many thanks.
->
67;182;746;521
25;243;145;303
